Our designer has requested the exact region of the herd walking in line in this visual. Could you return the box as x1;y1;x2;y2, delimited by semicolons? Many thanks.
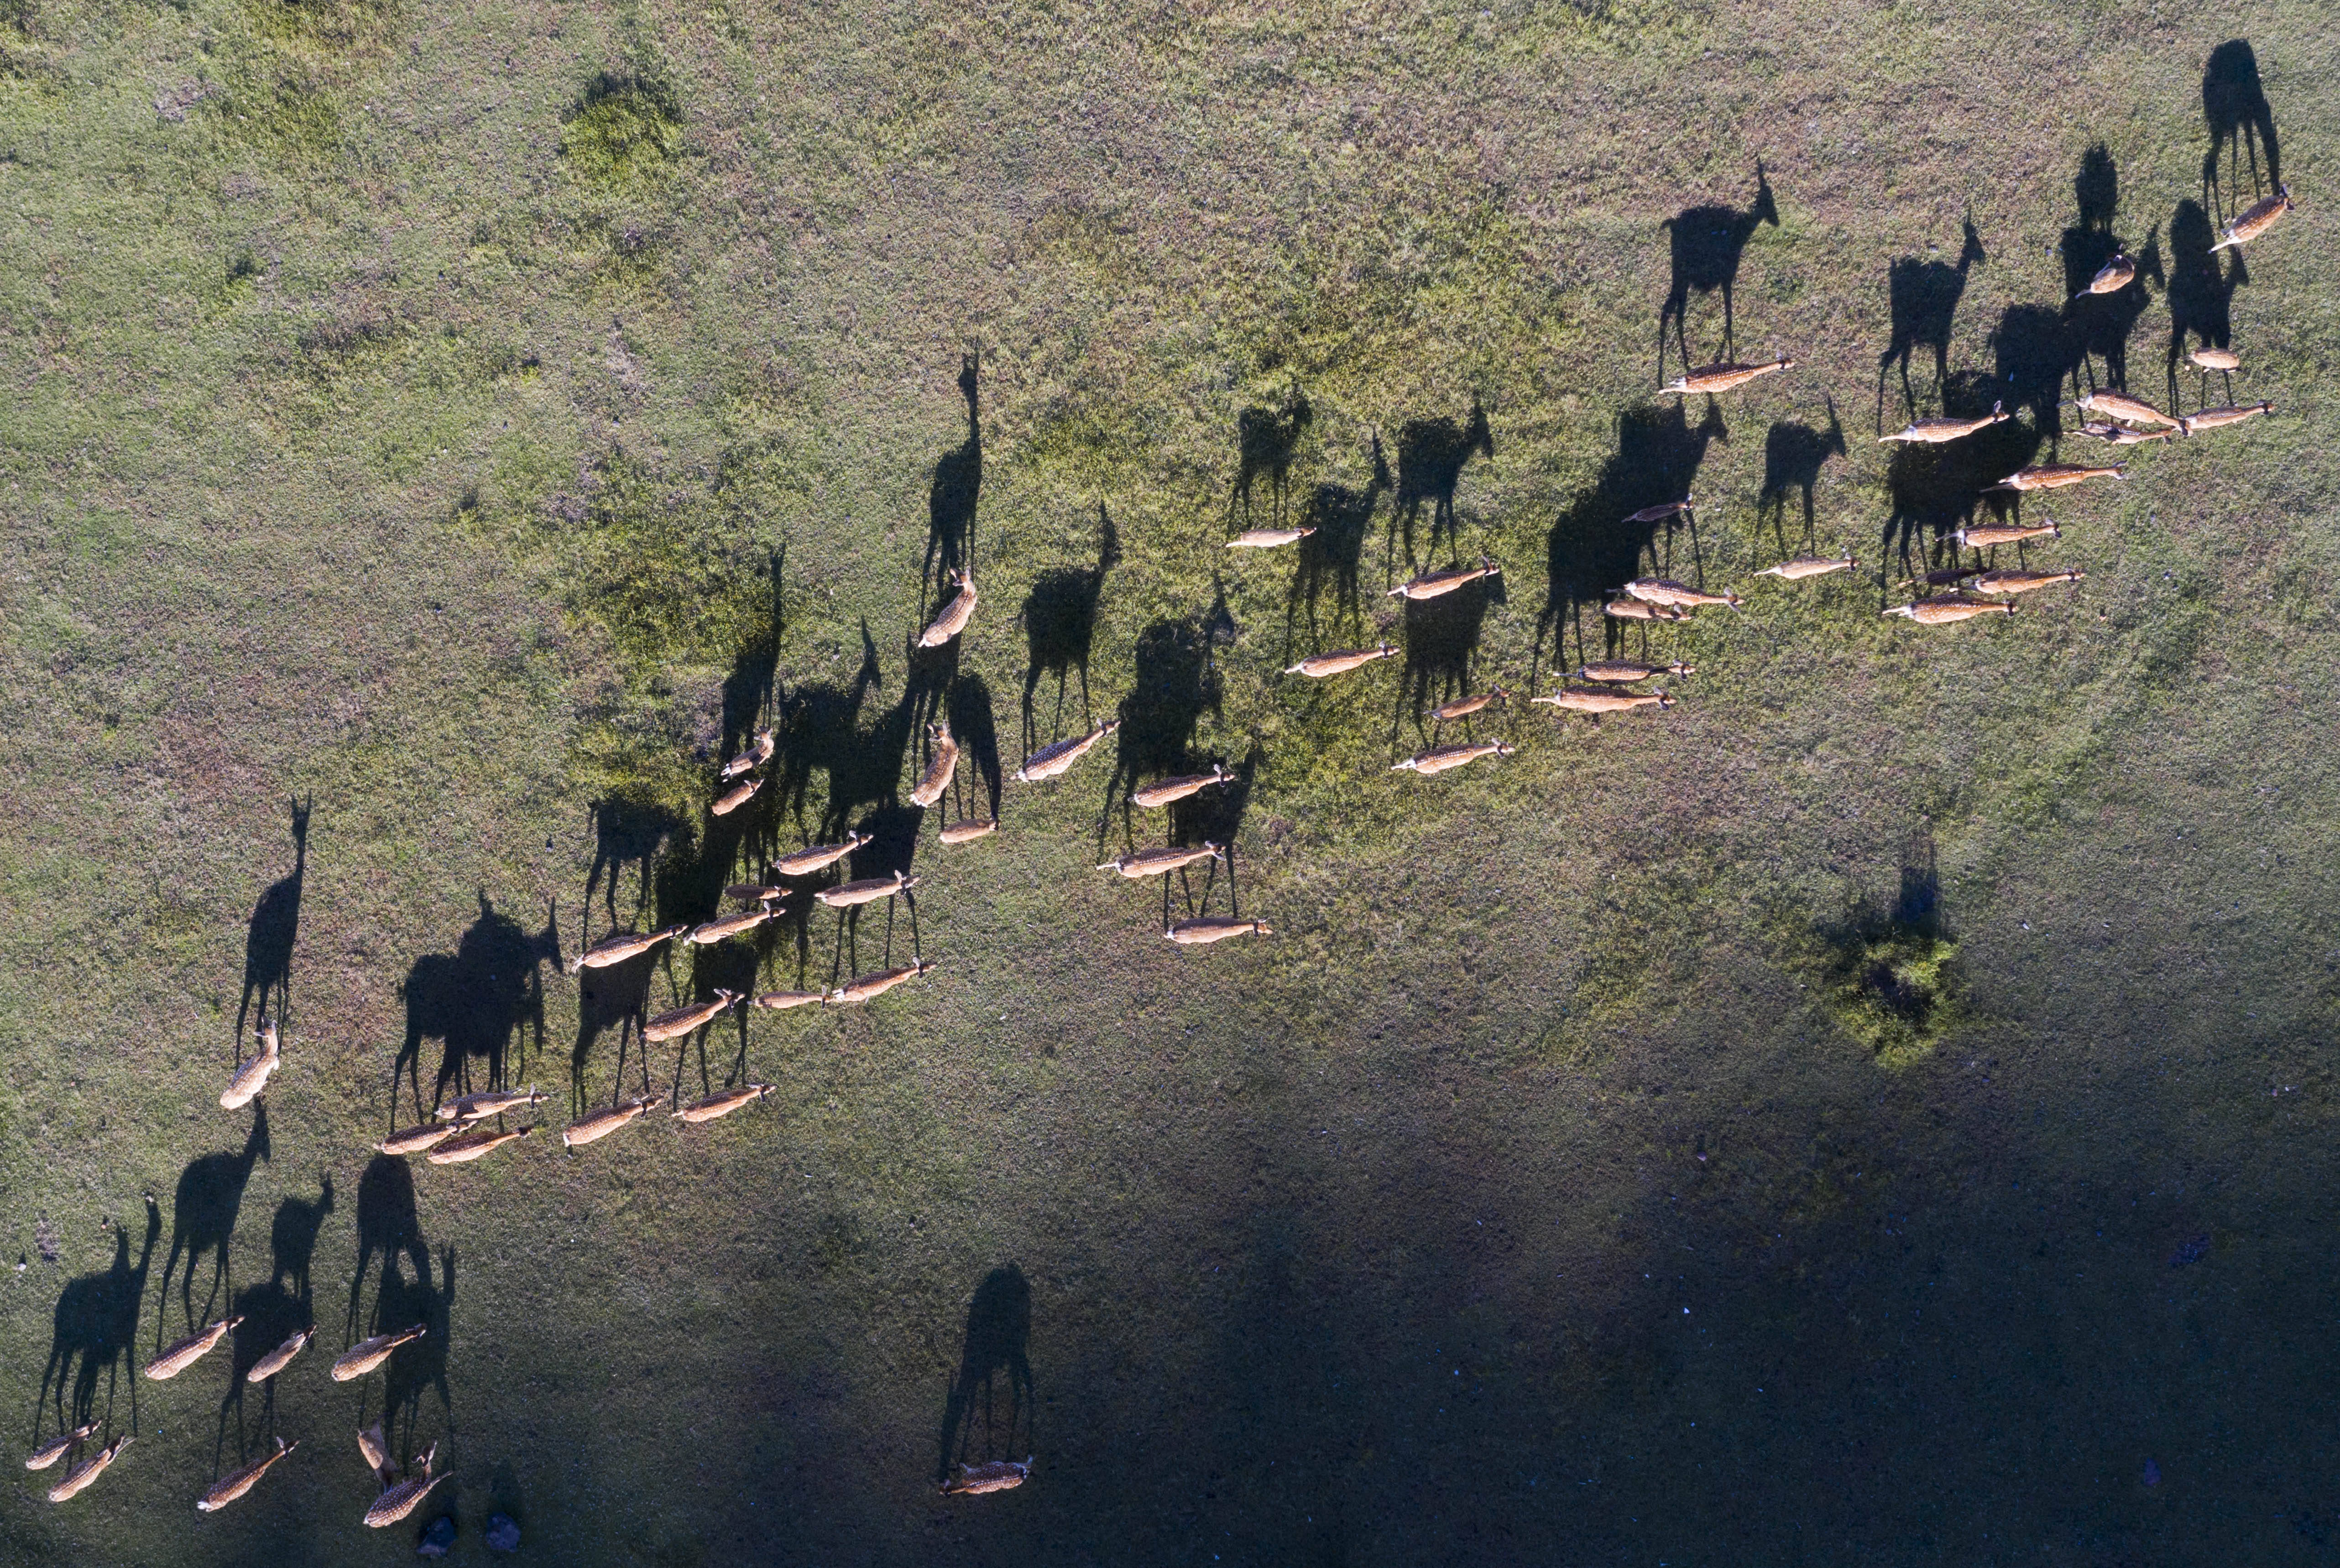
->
25;84;2298;1530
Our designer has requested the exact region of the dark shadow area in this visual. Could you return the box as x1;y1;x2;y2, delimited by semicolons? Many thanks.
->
1100;615;1226;851
719;546;786;768
1170;745;1262;900
945;673;1004;823
1390;403;1493;568
572;944;656;1109
362;1244;455;1464
936;1264;1034;1481
236;795;310;1045
346;1154;426;1341
2202;40;2279;213
1535;401;1726;676
215;1276;305;1459
846;804;925;881
1236;384;1312;529
1881;368;2042;579
1394;579;1503;745
2163;199;2244;411
771;623;893;838
585;794;682;930
157;1108;270;1341
1286;436;1391;650
37;1197;159;1436
1813;826;1959;1067
1876;214;1985;426
269;1176;332;1303
1659;162;1779;376
923;353;982;600
1756;402;1846;556
392;895;562;1121
2060;145;2160;393
1021;503;1119;748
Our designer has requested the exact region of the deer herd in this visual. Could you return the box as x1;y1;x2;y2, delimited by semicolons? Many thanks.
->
26;149;2298;1529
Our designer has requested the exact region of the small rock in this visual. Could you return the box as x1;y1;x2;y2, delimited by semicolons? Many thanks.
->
418;1515;456;1557
486;1513;521;1552
2143;1459;2161;1487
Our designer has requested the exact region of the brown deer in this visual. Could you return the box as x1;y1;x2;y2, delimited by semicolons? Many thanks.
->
711;777;763;817
938;817;999;844
1283;644;1395;678
688;906;774;945
330;1323;425;1382
1227;526;1315;549
195;1436;296;1513
816;870;917;909
364;1443;448;1527
776;832;871;878
2210;186;2292;250
1098;844;1224;878
826;960;938;1004
219;1016;280;1111
1014;719;1120;782
1661;357;1793;396
674;1084;777;1124
434;1087;547;1123
919;568;980;648
1626;578;1742;610
1885;596;2017;624
1535;688;1671;714
1575;660;1693;683
1392;740;1514;775
563;1094;664;1148
642;990;742;1042
245;1328;313;1383
2075;390;2180;429
425;1124;533;1165
1604;596;1687;623
720;729;775;780
1950;520;2059;549
143;1316;241;1380
912;720;960;808
1989;463;2123;492
1754;555;1855;580
25;1422;98;1472
45;1434;129;1503
2074;252;2136;296
377;1124;457;1156
1165;918;1271;945
566;925;687;974
752;989;825;1011
1131;764;1231;809
2180;401;2274;434
1879;403;2008;444
941;1456;1034;1496
1388;559;1500;601
1972;568;2084;594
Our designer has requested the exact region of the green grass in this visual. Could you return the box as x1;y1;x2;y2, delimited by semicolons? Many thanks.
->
4;0;2340;1562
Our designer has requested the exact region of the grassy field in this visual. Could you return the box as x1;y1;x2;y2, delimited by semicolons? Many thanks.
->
4;0;2338;1561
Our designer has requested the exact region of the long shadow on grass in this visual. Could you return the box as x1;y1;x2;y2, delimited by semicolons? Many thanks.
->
2060;144;2161;395
37;1197;159;1438
157;1109;270;1343
923;354;982;602
1099;612;1226;854
1285;435;1391;656
1756;402;1846;559
1392;578;1504;751
215;1175;332;1456
1881;368;2042;586
1388;402;1493;572
1534;401;1725;679
2163;199;2246;413
1658;162;1778;380
1022;503;1119;752
720;546;787;768
236;795;310;1050
1236;383;1312;532
392;895;562;1122
345;1154;425;1342
2202;39;2280;216
937;1264;1035;1482
1876;214;1985;430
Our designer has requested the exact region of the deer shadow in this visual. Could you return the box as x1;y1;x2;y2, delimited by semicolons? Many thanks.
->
1098;613;1226;852
2202;40;2280;214
392;894;563;1122
1164;744;1263;922
2060;145;2162;394
2163;199;2246;412
720;545;787;769
214;1275;306;1461
936;1264;1035;1481
772;622;918;843
38;1197;159;1436
945;673;1004;825
585;794;682;930
1286;435;1391;653
345;1154;426;1342
157;1108;271;1342
1757;403;1847;558
1392;578;1504;748
1021;502;1119;750
1660;162;1779;377
1389;403;1493;569
1881;368;2042;582
1534;401;1726;677
236;795;310;1047
923;353;982;601
371;1244;455;1464
1236;384;1313;529
1876;214;1985;427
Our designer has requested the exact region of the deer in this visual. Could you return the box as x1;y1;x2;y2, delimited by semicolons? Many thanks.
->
1099;844;1224;878
941;1456;1034;1496
1431;688;1509;721
1227;525;1315;549
435;1087;548;1123
1880;403;2008;444
1626;578;1742;610
643;990;742;1042
425;1124;534;1165
825;959;937;1004
245;1328;313;1383
25;1422;98;1472
1625;497;1694;524
566;925;687;974
1661;163;1779;371
2074;252;2136;296
688;906;774;944
939;817;998;843
1950;520;2059;549
1885;596;2017;624
2180;401;2274;435
753;989;825;1011
1389;559;1499;601
720;729;775;780
563;1094;664;1148
1989;464;2123;492
1284;644;1395;678
911;720;960;808
2074;390;2180;429
144;1316;242;1380
1755;555;1855;580
1661;358;1792;396
357;1422;392;1482
711;777;763;817
331;1323;426;1382
1604;596;1687;623
919;568;980;648
674;1084;777;1124
1014;718;1120;782
724;881;786;904
1576;660;1693;683
364;1443;448;1527
2209;185;2293;250
1971;568;2084;594
378;1124;457;1156
776;832;871;878
816;870;917;909
2189;347;2241;371
1535;688;1672;714
45;1434;129;1503
1166;917;1271;945
2078;421;2175;446
219;1015;281;1112
1131;764;1231;809
195;1436;297;1513
1392;740;1514;775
